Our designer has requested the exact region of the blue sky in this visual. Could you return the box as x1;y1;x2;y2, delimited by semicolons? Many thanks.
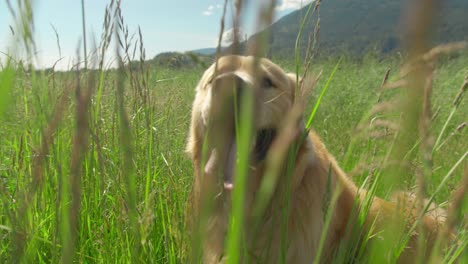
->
0;0;313;70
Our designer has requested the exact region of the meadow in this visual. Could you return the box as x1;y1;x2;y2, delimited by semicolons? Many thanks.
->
1;53;466;262
0;1;467;263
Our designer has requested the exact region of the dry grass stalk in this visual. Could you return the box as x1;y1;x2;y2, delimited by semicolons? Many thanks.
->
61;45;95;262
107;1;143;261
452;74;467;107
371;119;400;132
244;101;307;263
81;0;88;70
89;0;117;201
433;72;467;152
353;69;397;142
383;0;436;261
213;0;228;76
382;79;408;90
248;0;276;59
445;167;468;234
348;162;384;178
231;0;243;55
353;100;398;135
416;65;435;262
431;106;440;121
7;1;65;260
377;68;391;101
12;72;74;262
297;71;322;106
187;1;229;262
302;0;322;78
429;166;468;263
434;121;467;159
250;0;277;116
400;42;467;77
370;101;397;116
421;42;467;61
455;122;467;132
251;100;310;228
368;130;395;139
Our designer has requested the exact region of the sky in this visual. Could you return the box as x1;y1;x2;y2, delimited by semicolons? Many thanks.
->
0;0;313;70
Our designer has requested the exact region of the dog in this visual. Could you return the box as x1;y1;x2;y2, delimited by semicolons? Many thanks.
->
186;55;453;263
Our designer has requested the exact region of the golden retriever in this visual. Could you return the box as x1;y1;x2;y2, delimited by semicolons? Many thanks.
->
186;55;452;263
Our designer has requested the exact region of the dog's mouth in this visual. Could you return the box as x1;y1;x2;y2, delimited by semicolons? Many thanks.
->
254;129;277;162
204;128;277;191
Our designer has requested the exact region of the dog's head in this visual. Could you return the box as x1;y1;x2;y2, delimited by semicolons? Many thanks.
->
187;55;301;193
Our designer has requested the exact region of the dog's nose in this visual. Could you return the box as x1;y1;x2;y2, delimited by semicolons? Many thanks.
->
210;72;255;124
213;73;247;98
212;73;251;114
234;75;245;94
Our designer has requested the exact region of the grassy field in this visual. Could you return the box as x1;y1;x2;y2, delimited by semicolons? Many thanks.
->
1;2;467;264
1;53;466;262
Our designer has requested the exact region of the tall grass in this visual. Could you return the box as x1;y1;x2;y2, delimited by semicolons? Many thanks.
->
0;0;466;263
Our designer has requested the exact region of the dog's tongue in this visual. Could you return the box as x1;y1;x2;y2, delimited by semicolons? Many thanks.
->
204;139;237;191
223;140;236;190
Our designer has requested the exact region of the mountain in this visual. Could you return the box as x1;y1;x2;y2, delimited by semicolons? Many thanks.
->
142;52;213;69
191;48;218;56
242;0;468;57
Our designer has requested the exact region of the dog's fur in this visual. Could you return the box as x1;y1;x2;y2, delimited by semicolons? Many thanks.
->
186;56;451;263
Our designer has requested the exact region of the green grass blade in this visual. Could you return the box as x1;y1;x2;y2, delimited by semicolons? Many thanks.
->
225;88;254;264
395;150;468;257
306;58;341;129
0;63;15;115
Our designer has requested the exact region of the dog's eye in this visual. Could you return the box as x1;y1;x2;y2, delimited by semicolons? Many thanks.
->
262;77;274;88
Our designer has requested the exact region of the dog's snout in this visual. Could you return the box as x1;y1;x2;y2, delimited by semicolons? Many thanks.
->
211;73;252;114
209;71;257;125
230;75;245;98
212;73;248;97
234;75;245;95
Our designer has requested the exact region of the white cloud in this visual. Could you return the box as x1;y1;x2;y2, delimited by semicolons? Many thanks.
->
275;0;315;11
216;4;222;9
222;28;246;45
202;5;215;16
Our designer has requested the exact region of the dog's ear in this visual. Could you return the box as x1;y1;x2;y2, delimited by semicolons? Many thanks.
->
285;73;307;132
286;73;305;104
288;72;317;107
286;73;302;90
286;73;301;104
